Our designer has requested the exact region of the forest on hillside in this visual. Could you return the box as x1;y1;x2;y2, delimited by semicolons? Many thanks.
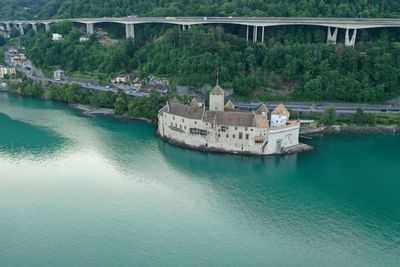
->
3;1;400;102
1;0;400;20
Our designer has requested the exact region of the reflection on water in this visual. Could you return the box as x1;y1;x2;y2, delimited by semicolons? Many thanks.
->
0;112;69;160
1;93;400;267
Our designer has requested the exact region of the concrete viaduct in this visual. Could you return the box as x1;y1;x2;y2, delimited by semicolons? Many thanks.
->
1;17;400;47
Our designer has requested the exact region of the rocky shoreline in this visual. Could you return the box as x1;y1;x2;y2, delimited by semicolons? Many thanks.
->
327;124;400;133
69;103;152;122
158;132;313;156
301;124;400;135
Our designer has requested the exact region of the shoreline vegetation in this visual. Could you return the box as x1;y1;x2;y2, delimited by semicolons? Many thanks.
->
2;81;399;136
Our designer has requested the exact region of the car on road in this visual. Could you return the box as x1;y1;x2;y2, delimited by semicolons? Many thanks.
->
127;14;138;19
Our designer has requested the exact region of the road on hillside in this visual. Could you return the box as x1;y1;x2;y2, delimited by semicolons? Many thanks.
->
4;50;400;116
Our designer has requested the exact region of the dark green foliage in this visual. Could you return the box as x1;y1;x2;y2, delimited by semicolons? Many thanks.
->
114;90;128;115
128;92;166;121
9;80;44;97
353;107;377;125
9;81;165;121
5;1;400;103
0;36;7;47
321;106;337;126
20;24;400;102
2;0;400;19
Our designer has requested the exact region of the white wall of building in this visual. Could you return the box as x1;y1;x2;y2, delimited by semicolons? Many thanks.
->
271;114;288;128
209;94;224;111
158;108;300;155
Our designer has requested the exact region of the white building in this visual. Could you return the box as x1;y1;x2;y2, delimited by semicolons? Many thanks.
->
52;33;63;41
209;84;225;111
112;75;130;84
53;69;65;81
79;36;90;42
158;85;301;155
0;66;16;79
271;103;290;127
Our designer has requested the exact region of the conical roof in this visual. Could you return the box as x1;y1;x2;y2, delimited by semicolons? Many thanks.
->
210;84;224;95
170;97;181;104
224;100;235;110
190;98;200;107
272;103;290;117
256;104;269;114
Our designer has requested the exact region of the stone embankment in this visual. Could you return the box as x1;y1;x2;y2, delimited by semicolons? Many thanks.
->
69;103;152;122
327;124;400;133
300;124;400;135
281;143;314;155
70;103;114;116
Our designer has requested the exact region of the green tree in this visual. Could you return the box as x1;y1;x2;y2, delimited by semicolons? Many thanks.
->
321;106;336;126
114;95;128;115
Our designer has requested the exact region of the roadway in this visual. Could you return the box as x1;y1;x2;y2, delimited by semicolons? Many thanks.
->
3;17;400;30
4;50;400;116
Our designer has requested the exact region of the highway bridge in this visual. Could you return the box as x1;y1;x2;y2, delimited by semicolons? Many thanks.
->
2;17;400;46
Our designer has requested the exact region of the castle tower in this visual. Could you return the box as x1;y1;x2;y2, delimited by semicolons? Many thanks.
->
209;84;225;111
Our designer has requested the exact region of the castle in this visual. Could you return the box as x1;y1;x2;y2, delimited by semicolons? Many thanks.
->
157;85;301;155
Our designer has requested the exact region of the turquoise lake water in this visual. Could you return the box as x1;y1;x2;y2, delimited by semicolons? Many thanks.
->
0;93;399;267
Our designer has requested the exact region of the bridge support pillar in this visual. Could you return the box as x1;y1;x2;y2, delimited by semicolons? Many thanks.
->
345;28;357;47
326;26;338;45
44;23;51;31
253;26;257;43
246;25;249;42
261;26;265;43
18;23;24;35
125;24;135;39
6;23;11;32
32;23;37;33
86;23;94;35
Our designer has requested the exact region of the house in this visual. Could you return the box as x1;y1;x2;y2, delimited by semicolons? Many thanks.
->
0;66;16;79
53;69;65;81
52;33;63;41
79;36;90;42
112;75;130;84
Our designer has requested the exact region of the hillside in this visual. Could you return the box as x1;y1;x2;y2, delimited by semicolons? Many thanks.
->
3;1;400;103
1;0;400;19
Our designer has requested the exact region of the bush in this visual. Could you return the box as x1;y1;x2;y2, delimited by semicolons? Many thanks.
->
321;106;336;126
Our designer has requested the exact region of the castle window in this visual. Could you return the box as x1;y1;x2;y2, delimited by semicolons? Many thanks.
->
239;132;243;139
233;134;235;139
170;122;173;126
179;125;182;129
245;127;248;131
173;116;175;120
246;134;249;140
195;121;197;125
226;134;229;138
218;134;221;138
182;119;184;122
235;127;238;130
206;123;208;126
184;126;186;130
250;128;253;131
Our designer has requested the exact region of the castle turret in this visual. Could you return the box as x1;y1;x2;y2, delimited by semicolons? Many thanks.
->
271;103;290;127
209;84;225;111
